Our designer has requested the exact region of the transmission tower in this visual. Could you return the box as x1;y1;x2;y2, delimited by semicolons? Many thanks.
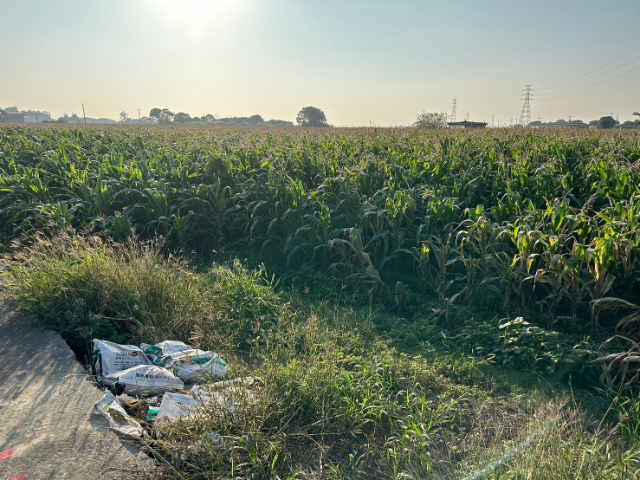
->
450;99;457;122
491;115;495;128
519;85;533;126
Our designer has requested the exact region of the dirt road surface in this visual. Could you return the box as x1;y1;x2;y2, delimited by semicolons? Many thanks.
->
0;278;156;479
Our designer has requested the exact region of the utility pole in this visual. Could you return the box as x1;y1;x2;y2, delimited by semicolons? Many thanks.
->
450;99;457;123
466;112;469;121
81;102;87;124
138;108;141;125
519;85;533;126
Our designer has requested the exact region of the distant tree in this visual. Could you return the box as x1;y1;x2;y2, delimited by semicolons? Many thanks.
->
296;106;328;127
149;108;175;124
597;116;618;129
634;112;640;124
619;121;639;129
414;111;448;129
120;111;129;122
174;112;192;123
56;114;70;123
588;119;599;127
0;109;6;122
265;119;294;127
205;114;215;122
247;114;264;125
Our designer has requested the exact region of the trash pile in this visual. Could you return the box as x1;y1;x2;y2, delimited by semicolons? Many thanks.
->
92;339;258;444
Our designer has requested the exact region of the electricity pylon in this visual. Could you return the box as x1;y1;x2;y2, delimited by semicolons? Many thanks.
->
519;85;533;126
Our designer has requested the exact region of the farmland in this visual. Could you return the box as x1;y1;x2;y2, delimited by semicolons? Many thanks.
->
2;124;640;478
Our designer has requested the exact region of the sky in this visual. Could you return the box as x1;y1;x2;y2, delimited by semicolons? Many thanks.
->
1;0;639;126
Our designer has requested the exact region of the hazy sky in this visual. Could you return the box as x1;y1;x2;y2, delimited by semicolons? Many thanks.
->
1;0;639;125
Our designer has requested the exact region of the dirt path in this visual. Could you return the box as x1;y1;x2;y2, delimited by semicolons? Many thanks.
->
0;278;156;479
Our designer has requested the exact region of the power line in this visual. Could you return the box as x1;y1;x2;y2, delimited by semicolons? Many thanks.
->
458;92;522;106
537;71;640;102
537;47;640;91
537;54;640;96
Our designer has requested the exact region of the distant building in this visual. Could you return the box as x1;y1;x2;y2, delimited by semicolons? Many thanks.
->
5;111;29;123
448;120;488;129
2;106;51;123
24;110;52;122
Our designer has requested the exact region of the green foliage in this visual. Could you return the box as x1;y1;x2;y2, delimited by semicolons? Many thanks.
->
296;106;329;127
413;111;448;129
5;231;640;478
2;125;640;387
597;115;619;129
453;316;590;375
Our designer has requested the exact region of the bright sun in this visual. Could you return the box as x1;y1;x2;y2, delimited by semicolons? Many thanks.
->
154;0;241;34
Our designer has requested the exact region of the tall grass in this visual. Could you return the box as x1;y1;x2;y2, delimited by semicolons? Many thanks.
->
2;231;281;358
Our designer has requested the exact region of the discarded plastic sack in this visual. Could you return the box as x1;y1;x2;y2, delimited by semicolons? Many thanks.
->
174;350;230;382
155;377;259;424
95;391;144;438
113;365;185;396
141;340;192;367
191;378;259;421
201;376;262;390
156;392;203;422
93;339;150;382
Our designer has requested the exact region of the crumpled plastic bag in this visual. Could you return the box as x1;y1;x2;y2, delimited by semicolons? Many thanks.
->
154;377;260;426
112;364;185;396
173;350;229;382
141;340;230;382
141;340;192;367
93;339;150;383
156;392;204;422
95;391;145;438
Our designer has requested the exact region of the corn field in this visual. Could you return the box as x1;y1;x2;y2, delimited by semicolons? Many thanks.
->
2;125;640;382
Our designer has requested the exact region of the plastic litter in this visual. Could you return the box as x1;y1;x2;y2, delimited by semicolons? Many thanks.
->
93;339;150;383
92;338;234;441
95;391;145;438
112;364;185;396
174;350;229;382
147;407;160;422
154;377;260;424
141;340;192;367
141;340;229;382
156;392;204;422
188;377;260;422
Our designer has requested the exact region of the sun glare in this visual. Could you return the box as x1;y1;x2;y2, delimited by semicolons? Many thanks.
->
153;0;241;36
